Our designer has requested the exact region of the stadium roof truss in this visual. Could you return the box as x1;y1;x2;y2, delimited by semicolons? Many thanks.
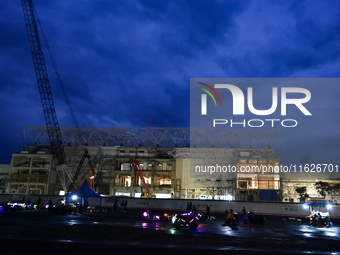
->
22;126;281;149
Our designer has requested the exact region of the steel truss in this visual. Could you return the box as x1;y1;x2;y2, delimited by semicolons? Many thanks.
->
22;126;280;149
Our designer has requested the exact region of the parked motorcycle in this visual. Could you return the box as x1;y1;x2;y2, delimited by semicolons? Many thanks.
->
246;211;265;227
172;211;200;230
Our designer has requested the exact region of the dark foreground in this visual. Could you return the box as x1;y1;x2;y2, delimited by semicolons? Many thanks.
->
0;209;339;255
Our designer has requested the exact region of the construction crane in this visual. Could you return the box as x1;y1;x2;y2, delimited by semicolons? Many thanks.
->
133;159;156;198
21;0;93;192
21;0;72;191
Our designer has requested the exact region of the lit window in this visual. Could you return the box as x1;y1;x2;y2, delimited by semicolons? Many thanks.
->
138;176;151;185
121;176;132;187
121;163;130;171
160;178;171;185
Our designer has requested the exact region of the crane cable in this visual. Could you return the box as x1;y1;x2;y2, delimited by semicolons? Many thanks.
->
34;7;85;146
33;5;97;190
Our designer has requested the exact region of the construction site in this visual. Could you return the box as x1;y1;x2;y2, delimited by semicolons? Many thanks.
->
7;126;279;198
2;2;340;255
3;126;338;204
3;0;339;204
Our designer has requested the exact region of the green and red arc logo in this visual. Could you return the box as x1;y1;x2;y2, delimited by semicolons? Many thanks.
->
197;82;222;106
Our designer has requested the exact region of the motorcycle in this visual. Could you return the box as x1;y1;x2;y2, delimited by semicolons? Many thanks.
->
222;216;239;228
172;211;200;230
309;212;331;228
142;210;171;221
246;211;265;227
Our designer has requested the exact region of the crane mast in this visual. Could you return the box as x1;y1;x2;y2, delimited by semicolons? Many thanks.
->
21;0;72;191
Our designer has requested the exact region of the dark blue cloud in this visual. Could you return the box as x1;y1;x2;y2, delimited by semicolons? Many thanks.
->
0;0;339;164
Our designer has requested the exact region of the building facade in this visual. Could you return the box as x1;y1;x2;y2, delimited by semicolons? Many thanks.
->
6;127;340;202
7;145;285;201
7;152;53;195
0;164;10;194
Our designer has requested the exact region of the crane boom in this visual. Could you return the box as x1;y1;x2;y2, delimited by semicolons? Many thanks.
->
21;0;72;191
133;159;155;198
133;159;150;195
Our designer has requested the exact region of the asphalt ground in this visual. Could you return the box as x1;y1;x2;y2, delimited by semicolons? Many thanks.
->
0;209;339;255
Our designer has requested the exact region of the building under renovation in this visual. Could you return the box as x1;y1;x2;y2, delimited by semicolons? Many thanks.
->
6;127;340;202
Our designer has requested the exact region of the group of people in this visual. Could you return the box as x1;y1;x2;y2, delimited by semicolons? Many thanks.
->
224;207;249;225
113;199;128;212
186;201;197;212
185;203;249;224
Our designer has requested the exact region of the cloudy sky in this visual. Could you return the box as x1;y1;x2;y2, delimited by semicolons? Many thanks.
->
0;0;340;165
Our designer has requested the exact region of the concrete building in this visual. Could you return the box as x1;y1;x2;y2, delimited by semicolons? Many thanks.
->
7;152;53;195
281;171;340;203
7;145;281;200
5;127;340;202
170;147;281;201
0;164;10;194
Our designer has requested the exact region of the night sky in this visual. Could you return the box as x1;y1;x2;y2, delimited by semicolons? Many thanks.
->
1;0;340;165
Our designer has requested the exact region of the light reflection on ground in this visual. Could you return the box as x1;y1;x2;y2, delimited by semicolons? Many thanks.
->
1;211;339;254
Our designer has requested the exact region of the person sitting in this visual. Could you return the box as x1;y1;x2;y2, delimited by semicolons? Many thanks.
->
316;212;321;221
226;209;234;225
247;210;254;222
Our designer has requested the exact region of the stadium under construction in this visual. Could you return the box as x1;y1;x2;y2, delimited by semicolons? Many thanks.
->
5;126;340;203
8;1;338;205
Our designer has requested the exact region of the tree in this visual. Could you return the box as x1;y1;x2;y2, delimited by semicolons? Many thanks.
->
295;186;308;202
295;186;307;197
315;181;330;198
314;181;340;199
328;183;340;200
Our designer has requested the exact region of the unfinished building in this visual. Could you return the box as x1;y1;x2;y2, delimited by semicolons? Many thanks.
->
6;126;339;202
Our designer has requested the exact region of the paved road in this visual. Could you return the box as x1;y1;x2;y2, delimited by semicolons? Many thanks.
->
0;210;339;255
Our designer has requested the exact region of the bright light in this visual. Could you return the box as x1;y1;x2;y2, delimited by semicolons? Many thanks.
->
303;204;309;209
143;211;148;217
226;195;233;201
172;215;177;224
72;195;77;200
59;190;65;196
327;204;333;210
154;193;172;199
